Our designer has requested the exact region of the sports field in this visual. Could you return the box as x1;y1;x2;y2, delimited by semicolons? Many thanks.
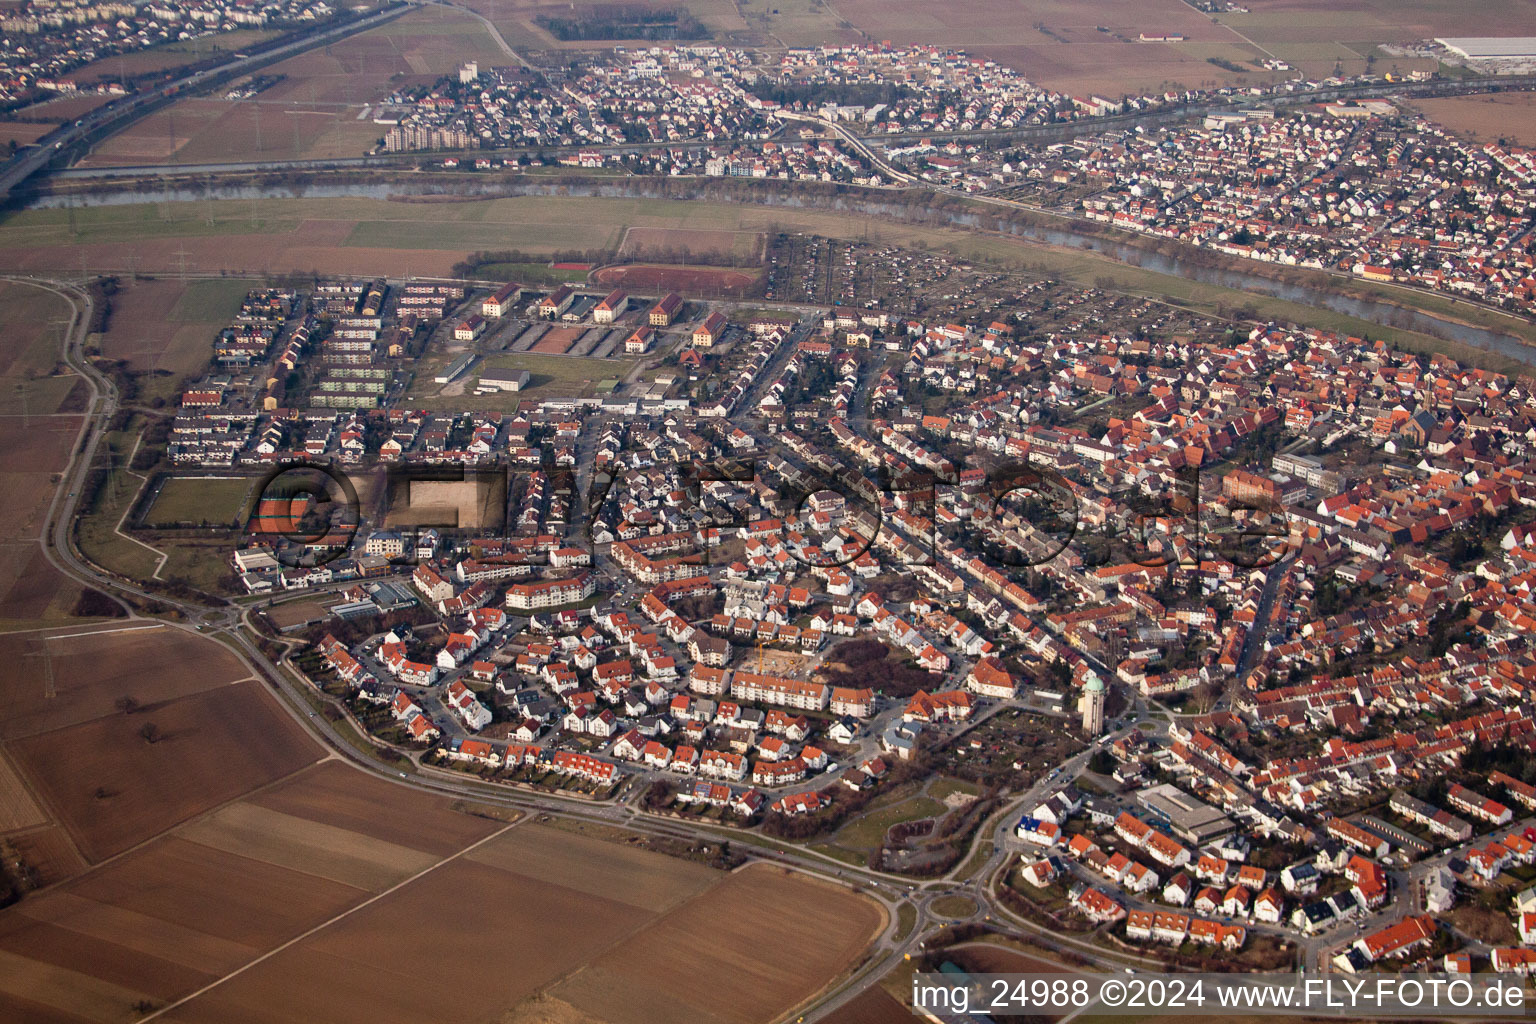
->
619;226;765;262
144;476;255;528
405;350;636;409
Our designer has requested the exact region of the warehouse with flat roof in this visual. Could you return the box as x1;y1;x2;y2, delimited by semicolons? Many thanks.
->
475;368;532;393
1437;37;1536;59
1137;783;1237;844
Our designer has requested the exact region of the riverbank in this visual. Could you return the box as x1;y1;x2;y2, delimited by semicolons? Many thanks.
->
7;174;1535;372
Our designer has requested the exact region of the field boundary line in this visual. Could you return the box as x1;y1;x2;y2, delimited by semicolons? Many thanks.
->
138;817;523;1021
42;621;165;641
1175;0;1278;58
112;434;168;579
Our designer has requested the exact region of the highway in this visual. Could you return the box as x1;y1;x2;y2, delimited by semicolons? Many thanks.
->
0;2;413;199
22;71;1536;193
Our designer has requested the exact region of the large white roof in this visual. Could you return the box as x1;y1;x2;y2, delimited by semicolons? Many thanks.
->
1436;37;1536;59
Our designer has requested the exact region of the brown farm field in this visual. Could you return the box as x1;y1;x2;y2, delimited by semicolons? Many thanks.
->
247;760;500;857
0;280;89;624
0;417;86;623
0;121;52;148
10;679;319;861
458;0;754;51
9;93;120;123
69;29;280;86
80;7;506;168
1414;93;1536;149
0;749;47;833
822;0;1451;91
154;827;883;1024
544;861;887;1024
593;262;762;296
0;736;887;1024
0;761;504;1021
95;276;256;376
0;280;77;414
0;623;246;741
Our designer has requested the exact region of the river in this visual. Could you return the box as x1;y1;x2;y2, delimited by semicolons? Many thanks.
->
21;178;1536;365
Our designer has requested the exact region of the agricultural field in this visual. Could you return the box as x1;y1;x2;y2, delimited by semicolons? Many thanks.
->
1199;0;1533;81
0;750;47;833
0;813;886;1024
6;93;119;123
0;415;86;625
10;680;319;861
345;216;623;253
0;121;53;148
0;192;1519;366
1210;0;1536;50
0;280;79;417
1413;93;1536;149
539;861;884;1024
820;984;914;1024
169;278;257;322
0;762;505;1023
459;0;756;50
0;281;88;625
71;28;281;84
78;7;506;168
0;621;299;899
813;0;1457;92
143;476;256;528
0;620;322;864
0;623;248;742
93;277;237;379
830;0;1261;94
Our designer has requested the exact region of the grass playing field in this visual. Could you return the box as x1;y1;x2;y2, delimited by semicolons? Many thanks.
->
143;476;255;528
403;350;637;410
